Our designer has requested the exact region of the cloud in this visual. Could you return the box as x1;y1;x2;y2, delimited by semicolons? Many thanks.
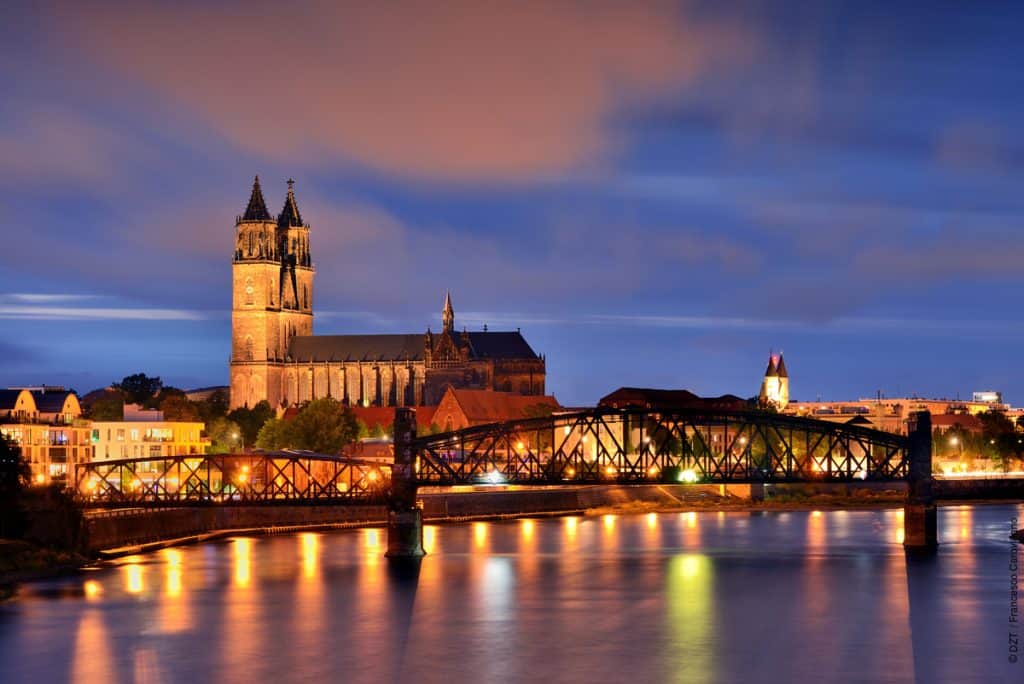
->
6;293;98;303
0;294;205;321
56;1;753;182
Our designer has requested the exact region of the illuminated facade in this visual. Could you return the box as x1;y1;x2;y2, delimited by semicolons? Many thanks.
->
91;407;208;460
0;387;92;484
230;177;546;409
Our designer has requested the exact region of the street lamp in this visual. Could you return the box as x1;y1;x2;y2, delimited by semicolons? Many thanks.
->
232;431;244;453
949;434;963;465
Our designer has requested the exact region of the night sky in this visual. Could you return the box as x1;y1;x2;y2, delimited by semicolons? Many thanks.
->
2;1;1023;406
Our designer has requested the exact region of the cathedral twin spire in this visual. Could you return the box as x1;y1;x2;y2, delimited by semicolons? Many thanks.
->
239;175;306;228
242;175;272;222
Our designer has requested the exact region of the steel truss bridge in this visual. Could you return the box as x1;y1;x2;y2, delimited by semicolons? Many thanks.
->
74;408;910;507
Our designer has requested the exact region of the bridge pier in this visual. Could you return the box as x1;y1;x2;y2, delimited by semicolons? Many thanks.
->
386;408;425;559
903;411;937;552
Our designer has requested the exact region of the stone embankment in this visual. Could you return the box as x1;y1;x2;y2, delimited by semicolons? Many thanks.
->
72;478;1024;557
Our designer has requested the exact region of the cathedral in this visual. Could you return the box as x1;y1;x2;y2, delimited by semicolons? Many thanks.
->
229;177;546;410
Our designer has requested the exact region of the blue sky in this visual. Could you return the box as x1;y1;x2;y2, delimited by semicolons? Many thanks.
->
2;1;1023;405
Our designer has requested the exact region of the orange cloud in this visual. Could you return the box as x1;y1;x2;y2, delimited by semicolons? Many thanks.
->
57;1;752;182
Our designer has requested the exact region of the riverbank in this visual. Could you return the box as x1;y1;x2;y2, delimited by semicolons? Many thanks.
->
5;489;1022;585
0;540;88;590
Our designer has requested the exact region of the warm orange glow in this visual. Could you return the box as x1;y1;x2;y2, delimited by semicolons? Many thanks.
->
300;533;319;579
233;537;252;588
564;516;578;542
604;465;617;477
686;511;697;529
516;441;525;451
83;579;102;599
364;528;381;550
423;524;438;553
603;514;616;531
237;473;248;484
241;465;250;473
473;521;488;549
34;473;45;484
521;518;535;541
367;470;379;482
565;467;576;477
647;465;659;477
646;512;658;529
163;548;183;597
124;563;144;594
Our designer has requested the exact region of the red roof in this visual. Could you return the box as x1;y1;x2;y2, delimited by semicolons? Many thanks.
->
598;387;749;411
444;388;560;425
931;413;983;432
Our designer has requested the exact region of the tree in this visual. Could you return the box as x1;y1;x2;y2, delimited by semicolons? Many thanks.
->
256;398;360;453
206;417;242;453
115;373;163;406
196;389;230;423
159;394;200;422
255;418;291;450
89;396;124;420
227;400;275;447
0;436;29;538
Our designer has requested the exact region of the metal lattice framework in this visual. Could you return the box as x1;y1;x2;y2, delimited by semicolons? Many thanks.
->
74;451;390;507
413;408;910;485
74;408;911;507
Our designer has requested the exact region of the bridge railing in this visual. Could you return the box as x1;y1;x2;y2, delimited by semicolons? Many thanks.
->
411;407;910;485
74;451;391;507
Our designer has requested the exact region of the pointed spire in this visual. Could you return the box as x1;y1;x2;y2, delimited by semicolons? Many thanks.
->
776;353;788;378
242;175;271;221
764;353;778;378
442;290;454;333
278;178;305;228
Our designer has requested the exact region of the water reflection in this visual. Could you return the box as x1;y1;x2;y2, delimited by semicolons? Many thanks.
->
158;548;190;635
665;554;714;684
233;537;252;588
71;610;115;684
6;504;1023;684
123;560;144;594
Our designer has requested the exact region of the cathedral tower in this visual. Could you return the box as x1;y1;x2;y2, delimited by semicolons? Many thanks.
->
230;177;315;409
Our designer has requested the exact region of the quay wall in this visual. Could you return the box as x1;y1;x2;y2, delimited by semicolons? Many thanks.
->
80;479;1023;554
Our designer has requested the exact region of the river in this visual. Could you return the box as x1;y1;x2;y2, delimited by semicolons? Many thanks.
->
1;504;1021;683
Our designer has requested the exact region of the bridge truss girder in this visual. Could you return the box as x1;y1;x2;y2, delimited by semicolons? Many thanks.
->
75;452;390;507
412;408;909;486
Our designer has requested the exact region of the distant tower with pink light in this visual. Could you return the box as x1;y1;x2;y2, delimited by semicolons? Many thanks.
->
759;352;789;410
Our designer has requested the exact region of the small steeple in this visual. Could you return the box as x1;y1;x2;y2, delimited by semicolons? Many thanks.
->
242;175;271;221
764;353;778;378
442;290;454;333
776;353;788;378
278;178;305;228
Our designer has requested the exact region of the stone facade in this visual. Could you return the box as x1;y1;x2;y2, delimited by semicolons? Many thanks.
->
230;178;546;409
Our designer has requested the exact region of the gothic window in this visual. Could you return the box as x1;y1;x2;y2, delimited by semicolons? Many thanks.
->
303;284;308;309
244;335;254;361
245;277;254;305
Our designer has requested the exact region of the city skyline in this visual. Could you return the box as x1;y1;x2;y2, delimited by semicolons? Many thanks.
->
3;2;1024;405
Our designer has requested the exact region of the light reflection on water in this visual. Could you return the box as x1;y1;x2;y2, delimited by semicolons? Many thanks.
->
1;504;1022;684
